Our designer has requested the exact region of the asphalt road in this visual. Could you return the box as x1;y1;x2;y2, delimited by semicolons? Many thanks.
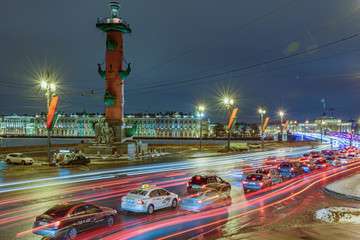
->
1;145;359;240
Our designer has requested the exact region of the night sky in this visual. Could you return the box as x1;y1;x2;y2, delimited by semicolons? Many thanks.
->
1;0;360;124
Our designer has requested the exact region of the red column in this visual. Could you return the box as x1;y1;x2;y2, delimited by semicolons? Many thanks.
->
105;31;124;122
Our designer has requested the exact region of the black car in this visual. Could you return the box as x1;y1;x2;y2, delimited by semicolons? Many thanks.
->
59;155;90;166
278;162;304;178
242;173;272;193
33;201;117;239
255;168;283;185
187;174;231;196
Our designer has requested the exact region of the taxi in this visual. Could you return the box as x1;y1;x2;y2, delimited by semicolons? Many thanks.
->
121;184;179;215
32;201;117;239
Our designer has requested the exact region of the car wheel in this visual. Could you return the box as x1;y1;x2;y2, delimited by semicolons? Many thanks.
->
147;204;154;215
21;160;25;165
171;198;177;208
105;216;115;227
67;227;78;239
243;188;248;194
6;159;11;164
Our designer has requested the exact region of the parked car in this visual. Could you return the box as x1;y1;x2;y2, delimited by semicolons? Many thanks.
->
278;162;304;178
255;168;283;185
242;173;272;193
121;184;178;214
32;201;117;239
187;174;231;196
179;188;231;212
314;159;332;169
59;155;90;166
5;153;34;165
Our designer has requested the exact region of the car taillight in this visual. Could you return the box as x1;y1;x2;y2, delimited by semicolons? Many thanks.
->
137;200;144;205
186;182;190;188
323;164;326;167
121;197;124;202
291;168;294;171
277;166;280;170
197;200;203;203
202;184;206;188
307;164;310;167
54;221;61;227
259;182;263;186
242;181;247;185
178;197;181;201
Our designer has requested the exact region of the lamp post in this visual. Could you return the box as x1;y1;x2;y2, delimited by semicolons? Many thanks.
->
198;105;205;150
320;121;325;143
305;120;309;131
259;106;266;150
279;111;284;131
338;119;342;132
41;71;56;164
224;96;234;152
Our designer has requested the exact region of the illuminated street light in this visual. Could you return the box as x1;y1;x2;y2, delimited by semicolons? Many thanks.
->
338;119;342;132
224;94;234;152
259;106;266;150
40;71;56;165
198;105;205;150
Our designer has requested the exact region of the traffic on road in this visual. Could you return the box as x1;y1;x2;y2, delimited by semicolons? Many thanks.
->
2;145;360;239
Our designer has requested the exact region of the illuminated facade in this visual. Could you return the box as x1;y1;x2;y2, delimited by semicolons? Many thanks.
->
0;112;210;138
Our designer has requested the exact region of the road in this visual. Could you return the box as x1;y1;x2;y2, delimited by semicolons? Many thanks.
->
1;145;359;240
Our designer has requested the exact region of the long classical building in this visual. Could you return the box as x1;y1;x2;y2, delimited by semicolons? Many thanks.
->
0;112;211;138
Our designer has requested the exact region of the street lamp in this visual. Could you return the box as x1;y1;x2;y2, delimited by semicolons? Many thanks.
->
224;95;234;152
279;111;284;131
259;106;266;150
198;105;205;150
41;71;56;164
320;121;325;143
338;119;342;132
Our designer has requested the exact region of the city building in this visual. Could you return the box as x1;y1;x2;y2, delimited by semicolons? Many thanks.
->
0;112;210;138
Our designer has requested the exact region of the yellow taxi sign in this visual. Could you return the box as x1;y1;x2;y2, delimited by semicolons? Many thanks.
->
141;184;150;189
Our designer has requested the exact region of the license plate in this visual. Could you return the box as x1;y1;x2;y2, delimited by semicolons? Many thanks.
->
248;182;255;185
38;221;48;226
191;185;201;188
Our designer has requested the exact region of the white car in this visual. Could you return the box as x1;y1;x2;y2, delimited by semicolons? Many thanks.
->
5;153;34;165
121;185;178;214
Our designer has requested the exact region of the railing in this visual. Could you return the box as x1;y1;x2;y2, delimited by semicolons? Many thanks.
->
97;17;131;29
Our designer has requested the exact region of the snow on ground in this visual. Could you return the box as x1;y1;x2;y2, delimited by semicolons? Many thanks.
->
316;207;360;223
326;173;360;198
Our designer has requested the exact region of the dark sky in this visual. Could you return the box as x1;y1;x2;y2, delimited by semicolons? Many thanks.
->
1;0;360;124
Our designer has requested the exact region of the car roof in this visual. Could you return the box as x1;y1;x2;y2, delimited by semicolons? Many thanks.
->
133;185;162;191
8;153;23;155
55;201;89;208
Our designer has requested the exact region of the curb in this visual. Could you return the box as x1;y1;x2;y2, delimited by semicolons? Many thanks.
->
321;186;360;201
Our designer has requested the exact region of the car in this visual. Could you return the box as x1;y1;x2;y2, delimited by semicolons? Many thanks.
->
242;173;272;193
347;153;358;162
179;188;231;212
338;155;351;165
321;150;334;157
277;162;304;178
32;201;117;239
310;154;322;162
300;160;319;172
255;168;283;185
314;159;332;169
187;174;231;196
325;156;340;166
59;155;90;166
121;184;178;215
302;153;311;159
5;153;34;165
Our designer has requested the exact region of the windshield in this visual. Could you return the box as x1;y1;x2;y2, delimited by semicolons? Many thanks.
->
129;190;148;196
280;163;292;168
44;205;72;218
256;169;269;174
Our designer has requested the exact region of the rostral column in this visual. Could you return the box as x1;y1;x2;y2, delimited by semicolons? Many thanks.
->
96;2;131;141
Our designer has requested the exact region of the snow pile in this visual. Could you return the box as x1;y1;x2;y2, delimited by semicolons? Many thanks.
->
326;173;360;198
316;207;360;224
